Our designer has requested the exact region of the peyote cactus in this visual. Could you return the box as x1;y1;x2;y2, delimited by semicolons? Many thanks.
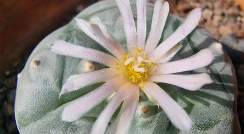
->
15;0;235;134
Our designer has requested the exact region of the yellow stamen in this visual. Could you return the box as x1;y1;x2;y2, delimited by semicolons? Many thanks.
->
117;48;155;87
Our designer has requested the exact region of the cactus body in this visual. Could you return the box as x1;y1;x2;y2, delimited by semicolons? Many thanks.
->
15;0;235;133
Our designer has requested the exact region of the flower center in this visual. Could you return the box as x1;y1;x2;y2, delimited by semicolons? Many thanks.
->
118;48;155;86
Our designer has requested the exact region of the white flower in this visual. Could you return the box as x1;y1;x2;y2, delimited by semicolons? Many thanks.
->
51;0;215;133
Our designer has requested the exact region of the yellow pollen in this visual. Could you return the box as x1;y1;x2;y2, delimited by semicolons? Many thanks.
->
117;48;155;87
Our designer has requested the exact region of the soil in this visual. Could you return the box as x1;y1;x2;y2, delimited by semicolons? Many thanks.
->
171;0;244;39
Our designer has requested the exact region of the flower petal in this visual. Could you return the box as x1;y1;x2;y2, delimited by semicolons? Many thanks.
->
115;86;139;134
115;0;137;50
143;82;192;131
150;8;202;61
60;68;116;96
62;79;122;122
51;40;117;67
76;18;125;58
90;84;132;134
158;44;182;63
89;17;111;39
152;73;213;91
156;48;214;74
145;1;169;53
136;0;147;48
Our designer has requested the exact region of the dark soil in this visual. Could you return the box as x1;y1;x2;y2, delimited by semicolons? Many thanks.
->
0;62;24;133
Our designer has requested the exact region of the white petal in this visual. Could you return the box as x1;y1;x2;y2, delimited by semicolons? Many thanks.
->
89;17;111;39
75;18;125;58
62;79;121;122
90;84;132;134
158;44;182;63
145;1;169;53
136;0;147;48
115;0;137;50
150;8;202;61
51;40;117;67
60;68;116;96
152;73;213;91
143;82;192;131
115;87;139;134
156;48;214;74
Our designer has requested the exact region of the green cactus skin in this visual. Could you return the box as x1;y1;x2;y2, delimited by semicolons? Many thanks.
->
15;0;235;134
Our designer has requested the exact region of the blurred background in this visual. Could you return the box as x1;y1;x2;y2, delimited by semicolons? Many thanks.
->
0;0;243;133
